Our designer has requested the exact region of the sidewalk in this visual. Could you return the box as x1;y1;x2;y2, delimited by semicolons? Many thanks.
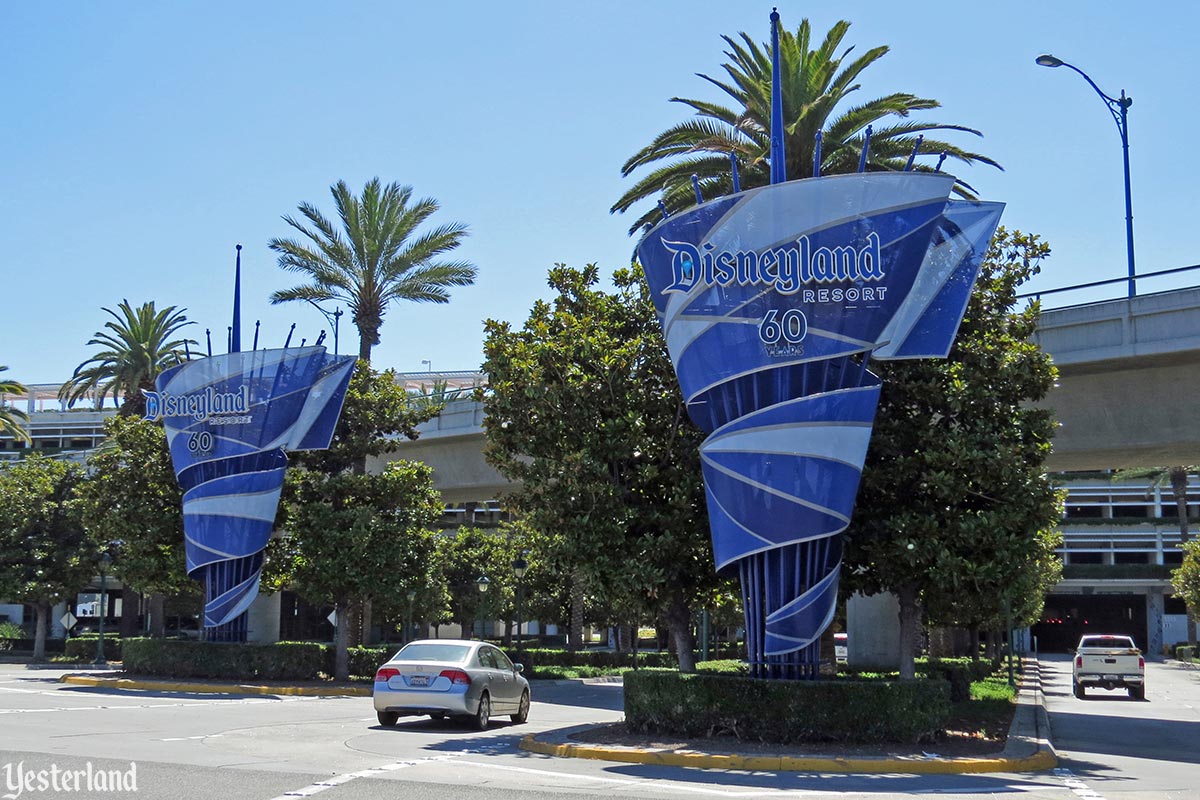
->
519;658;1058;775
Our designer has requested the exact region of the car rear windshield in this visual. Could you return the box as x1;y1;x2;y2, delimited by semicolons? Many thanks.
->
393;644;471;663
1079;636;1135;649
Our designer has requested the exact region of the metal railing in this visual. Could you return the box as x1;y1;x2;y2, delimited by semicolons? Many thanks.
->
1019;263;1200;304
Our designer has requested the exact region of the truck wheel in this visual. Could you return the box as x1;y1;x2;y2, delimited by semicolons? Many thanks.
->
1073;681;1085;699
1129;685;1145;700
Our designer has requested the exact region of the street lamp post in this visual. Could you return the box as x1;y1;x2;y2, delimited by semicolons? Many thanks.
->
512;555;528;655
405;589;417;645
475;575;490;640
95;552;112;665
304;300;343;355
1036;54;1137;298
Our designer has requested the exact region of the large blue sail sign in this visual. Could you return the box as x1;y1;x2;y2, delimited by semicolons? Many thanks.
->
637;172;1003;678
146;347;355;641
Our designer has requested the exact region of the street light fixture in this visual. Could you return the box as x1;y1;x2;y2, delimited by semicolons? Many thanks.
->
1035;53;1137;298
475;575;490;640
96;552;112;665
304;300;343;355
421;359;432;374
512;554;528;654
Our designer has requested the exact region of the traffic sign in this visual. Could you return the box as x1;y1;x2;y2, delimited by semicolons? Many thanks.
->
60;612;77;630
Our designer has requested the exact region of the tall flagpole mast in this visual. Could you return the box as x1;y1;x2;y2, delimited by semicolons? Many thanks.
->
231;244;242;353
769;8;786;185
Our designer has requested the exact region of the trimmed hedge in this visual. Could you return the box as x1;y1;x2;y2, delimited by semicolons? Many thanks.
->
624;670;950;743
64;635;121;662
513;648;677;670
1176;645;1195;662
918;658;995;703
121;639;325;681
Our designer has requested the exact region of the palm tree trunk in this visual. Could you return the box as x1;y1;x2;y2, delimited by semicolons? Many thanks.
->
1171;468;1198;646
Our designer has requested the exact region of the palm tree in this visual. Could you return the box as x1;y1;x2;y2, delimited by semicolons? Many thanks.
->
612;15;1002;233
269;178;477;363
59;301;197;416
0;366;30;444
1114;466;1197;647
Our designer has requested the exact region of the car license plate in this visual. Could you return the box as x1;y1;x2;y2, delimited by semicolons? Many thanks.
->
409;675;428;687
1103;674;1118;681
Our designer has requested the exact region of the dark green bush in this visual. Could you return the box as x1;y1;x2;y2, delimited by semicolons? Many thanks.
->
918;658;994;703
121;639;325;681
345;646;394;679
695;659;748;675
1176;645;1195;662
64;635;121;662
624;671;950;743
514;648;676;670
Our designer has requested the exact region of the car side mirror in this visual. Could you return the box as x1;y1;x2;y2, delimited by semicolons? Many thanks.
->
513;663;524;674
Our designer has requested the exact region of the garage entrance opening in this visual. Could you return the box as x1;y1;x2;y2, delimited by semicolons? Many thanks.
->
1032;594;1147;652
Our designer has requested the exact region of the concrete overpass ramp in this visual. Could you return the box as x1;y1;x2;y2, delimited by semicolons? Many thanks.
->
1035;287;1200;471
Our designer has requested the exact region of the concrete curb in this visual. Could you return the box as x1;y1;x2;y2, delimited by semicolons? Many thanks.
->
519;658;1058;775
59;674;370;697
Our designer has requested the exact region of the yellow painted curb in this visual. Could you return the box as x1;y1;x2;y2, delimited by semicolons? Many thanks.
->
519;734;1056;775
60;675;370;697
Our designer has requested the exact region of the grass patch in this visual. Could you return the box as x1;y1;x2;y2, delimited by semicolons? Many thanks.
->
945;671;1016;742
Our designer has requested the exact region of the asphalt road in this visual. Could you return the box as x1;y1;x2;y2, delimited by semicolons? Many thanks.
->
0;660;1195;799
1039;653;1200;799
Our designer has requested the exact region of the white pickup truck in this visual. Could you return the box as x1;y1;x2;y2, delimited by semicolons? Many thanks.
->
1072;634;1145;700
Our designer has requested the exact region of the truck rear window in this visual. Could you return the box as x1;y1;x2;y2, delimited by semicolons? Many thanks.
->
1079;636;1135;649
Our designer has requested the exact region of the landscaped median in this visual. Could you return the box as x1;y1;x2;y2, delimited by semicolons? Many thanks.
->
519;657;1057;774
59;674;370;697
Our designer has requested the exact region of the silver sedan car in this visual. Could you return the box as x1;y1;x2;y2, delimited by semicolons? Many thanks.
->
372;639;530;729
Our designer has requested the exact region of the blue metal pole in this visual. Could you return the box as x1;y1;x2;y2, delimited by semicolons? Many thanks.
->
691;173;704;205
231;244;242;353
1119;92;1136;298
729;152;741;193
857;125;873;173
813;131;822;177
769;8;786;185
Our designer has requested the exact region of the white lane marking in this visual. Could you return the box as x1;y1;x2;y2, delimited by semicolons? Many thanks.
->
267;755;458;799
159;734;223;742
0;696;312;714
454;760;824;797
1054;767;1107;800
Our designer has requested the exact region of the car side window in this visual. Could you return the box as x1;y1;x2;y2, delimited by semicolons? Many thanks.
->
491;648;513;671
477;648;498;669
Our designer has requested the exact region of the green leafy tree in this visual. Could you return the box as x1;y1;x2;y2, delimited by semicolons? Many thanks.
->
0;456;92;659
75;416;195;637
1113;466;1197;647
281;463;443;680
59;300;197;416
481;264;715;671
0;366;30;444
1173;540;1200;646
612;13;1000;233
270;363;443;680
843;229;1063;678
268;178;478;363
434;526;524;640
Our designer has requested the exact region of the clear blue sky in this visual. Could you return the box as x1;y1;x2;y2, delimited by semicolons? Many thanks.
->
3;1;1196;383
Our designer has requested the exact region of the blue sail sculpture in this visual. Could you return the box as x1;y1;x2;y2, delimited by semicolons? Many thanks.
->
637;172;1003;677
147;346;355;641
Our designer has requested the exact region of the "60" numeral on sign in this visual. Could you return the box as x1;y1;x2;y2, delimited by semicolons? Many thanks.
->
759;309;808;345
187;431;214;454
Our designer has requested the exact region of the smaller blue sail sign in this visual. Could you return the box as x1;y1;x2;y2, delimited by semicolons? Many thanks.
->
146;347;356;640
638;172;1003;678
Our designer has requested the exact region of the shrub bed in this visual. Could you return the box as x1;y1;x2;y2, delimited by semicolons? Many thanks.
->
515;648;677;670
64;635;121;662
1176;645;1195;662
121;639;325;681
624;670;950;743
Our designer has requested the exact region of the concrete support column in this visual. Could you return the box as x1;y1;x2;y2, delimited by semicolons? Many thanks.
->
1147;588;1165;656
847;591;901;670
246;592;282;643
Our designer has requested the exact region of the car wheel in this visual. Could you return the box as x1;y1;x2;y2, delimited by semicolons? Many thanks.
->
472;692;491;731
377;711;399;727
510;690;530;724
1073;682;1085;700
